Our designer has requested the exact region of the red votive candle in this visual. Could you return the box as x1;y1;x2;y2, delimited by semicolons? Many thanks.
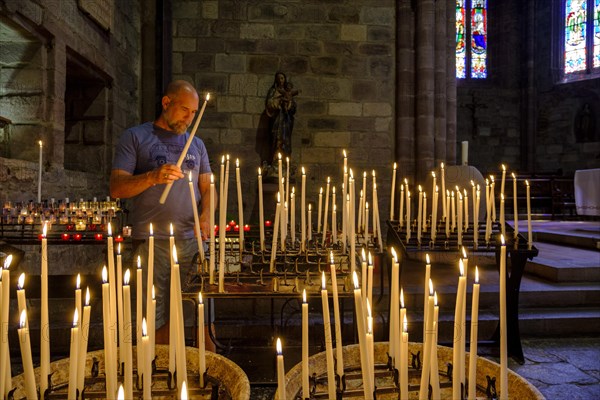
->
94;233;103;241
265;220;272;227
234;225;240;232
114;235;123;243
244;224;250;232
229;220;236;227
62;233;70;241
73;233;82;241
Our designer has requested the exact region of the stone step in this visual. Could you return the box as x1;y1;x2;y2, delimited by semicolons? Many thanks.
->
525;242;600;282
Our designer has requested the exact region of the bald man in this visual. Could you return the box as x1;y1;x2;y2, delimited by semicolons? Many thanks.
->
110;80;214;345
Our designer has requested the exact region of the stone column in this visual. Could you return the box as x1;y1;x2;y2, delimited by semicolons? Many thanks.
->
445;0;457;165
434;0;448;166
415;0;436;183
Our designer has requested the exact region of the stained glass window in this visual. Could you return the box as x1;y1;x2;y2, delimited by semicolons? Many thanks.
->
456;0;488;79
563;0;600;76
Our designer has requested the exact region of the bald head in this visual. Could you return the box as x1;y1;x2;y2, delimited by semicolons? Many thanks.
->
156;80;200;134
164;80;198;100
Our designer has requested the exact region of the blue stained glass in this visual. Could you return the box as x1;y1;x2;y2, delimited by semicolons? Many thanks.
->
565;0;588;73
456;0;467;79
594;0;600;68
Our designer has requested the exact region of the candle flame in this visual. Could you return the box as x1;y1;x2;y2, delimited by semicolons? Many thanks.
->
117;385;124;400
372;170;375;178
353;270;359;289
226;154;230;161
426;253;430;265
172;245;178;264
475;266;480;283
124;268;130;285
102;266;108;283
73;308;79;326
301;166;306;175
418;185;422;192
436;185;438;193
512;172;516;179
137;255;141;269
403;314;408;332
319;187;323;194
349;169;353;179
188;170;193;182
441;162;444;168
502;164;506;171
400;287;405;308
308;203;312;211
462;246;467;259
367;314;373;334
181;382;188;400
152;285;156;300
205;93;210;101
434;291;438;306
170;223;174;236
327;176;330;183
42;221;47;237
394;162;397;169
85;286;90;305
491;175;495;183
459;259;464;276
20;309;27;329
429;279;434;296
257;167;261;176
365;201;369;210
368;251;373;266
236;158;239;168
150;223;153;236
391;247;397;263
198;291;203;304
366;298;372;318
278;153;282;160
471;180;475;187
401;184;404;191
432;171;435;178
76;273;81;289
142;318;147;337
221;155;225;164
501;234;505;245
501;193;504;201
486;178;489;185
343;149;347;158
276;337;282;354
38;140;42;147
361;248;366;262
108;222;112;236
330;251;334;266
17;273;25;290
117;243;121;255
525;180;530;187
321;271;326;290
332;186;335;194
302;288;307;303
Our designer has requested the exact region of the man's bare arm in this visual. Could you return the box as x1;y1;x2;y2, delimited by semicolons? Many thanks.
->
110;165;184;199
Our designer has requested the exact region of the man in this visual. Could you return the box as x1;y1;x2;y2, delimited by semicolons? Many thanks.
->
110;80;214;345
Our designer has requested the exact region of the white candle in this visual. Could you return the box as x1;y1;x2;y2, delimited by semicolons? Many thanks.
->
485;179;492;243
198;293;206;387
468;267;481;400
123;269;133;399
513;173;519;238
172;247;188;390
307;203;312;241
423;192;428;232
189;172;206;262
302;290;309;399
367;252;374;309
452;260;466;400
258;168;265;252
101;266;117;396
116;244;125;368
278;153;283;213
68;309;80;400
445;190;451;239
0;255;12;397
18;310;37;400
38;140;42;203
400;315;409;400
219;163;227;291
209;175;216;284
147;223;155;325
526;180;532;249
16;273;27;328
361;249;368;302
117;384;124;400
322;177;331;244
417;186;423;243
149;285;156;363
329;253;344;378
332;203;337;244
374;182;383;252
270;193;281;273
399;184;405;227
458;192;463;246
352;271;372;398
276;338;286;400
500;236;508;400
500;193;506;237
291;187;296;243
491;176;496;222
169;225;176;376
500;164;507;198
423;254;431;342
320;272;337;399
78;287;91;393
364;202;370;246
441;163;447;220
236;159;245;249
419;279;434;400
464;189;469;232
451;190;456;232
406;191;411;242
349;171;356;271
285;156;290;210
475;185;480;246
136;257;144;382
160;93;210;203
432;186;438;243
366;301;374;395
390;162;397;220
430;292;441;400
389;248;400;366
40;224;50;399
317;187;323;233
142;318;151;400
301;167;306;252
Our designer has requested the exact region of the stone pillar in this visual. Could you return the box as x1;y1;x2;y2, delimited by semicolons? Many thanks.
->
396;0;416;181
415;0;436;183
434;0;448;166
445;0;457;165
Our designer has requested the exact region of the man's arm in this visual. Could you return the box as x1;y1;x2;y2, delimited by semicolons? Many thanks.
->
110;165;184;199
197;172;215;240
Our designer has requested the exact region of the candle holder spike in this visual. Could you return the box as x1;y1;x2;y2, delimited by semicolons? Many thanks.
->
411;351;421;370
446;362;453;380
91;357;99;377
485;375;497;399
7;387;16;400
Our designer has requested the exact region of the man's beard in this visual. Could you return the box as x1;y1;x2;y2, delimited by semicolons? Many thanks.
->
167;120;188;134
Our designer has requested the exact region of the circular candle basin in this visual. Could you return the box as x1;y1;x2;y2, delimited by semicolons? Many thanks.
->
280;342;545;399
11;345;250;399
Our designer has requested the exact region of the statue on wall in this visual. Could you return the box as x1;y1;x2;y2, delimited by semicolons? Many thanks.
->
264;71;299;166
574;102;597;143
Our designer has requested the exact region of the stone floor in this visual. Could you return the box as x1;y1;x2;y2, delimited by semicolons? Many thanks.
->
248;335;600;399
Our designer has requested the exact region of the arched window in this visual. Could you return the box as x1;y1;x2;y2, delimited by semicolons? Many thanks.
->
456;0;488;79
563;0;600;79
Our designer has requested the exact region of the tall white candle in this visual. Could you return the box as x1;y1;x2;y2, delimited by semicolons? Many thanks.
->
321;272;337;399
373;182;383;252
491;176;496;222
389;248;400;366
500;164;507;198
301;167;306;252
0;255;12;397
322;177;331;244
441;163;447;220
198;293;206;388
452;260;466;400
475;185;480;246
350;172;357;271
329;253;344;378
68;309;80;400
422;192;428;232
366;300;375;395
78;287;91;393
468;267;481;400
417;186;423;243
142;319;151;400
500;193;506;237
285;156;290;212
258;168;265;252
136;257;144;382
399;184;405;227
123;269;133;399
500;236;508;400
38;140;43;203
526;180;532;249
317;187;323;234
390;162;397;220
209;175;216;284
485;179;492;243
464;189;469;232
458;192;463;246
276;338;286;400
18;310;37;400
101;266;117;396
352;271;372;399
219;163;227;291
189;172;205;262
302;290;309;399
400;315;409;399
270;193;281;272
423;254;431;342
367;252;374;309
159;93;210;204
236;159;244;249
432;186;438;243
116;243;125;368
445;190;451;239
278;153;283;209
419;280;434;400
451;190;456;232
308;203;312;241
149;285;156;363
406;191;411;242
364;202;370;246
40;224;50;399
16;273;27;329
513;173;519;238
430;292;441;400
172;247;188;390
147;223;155;325
291;187;296;243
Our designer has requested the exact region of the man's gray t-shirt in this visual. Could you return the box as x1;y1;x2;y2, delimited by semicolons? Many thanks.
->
112;122;212;240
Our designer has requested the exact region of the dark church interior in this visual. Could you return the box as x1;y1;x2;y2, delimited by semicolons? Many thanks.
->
0;0;599;399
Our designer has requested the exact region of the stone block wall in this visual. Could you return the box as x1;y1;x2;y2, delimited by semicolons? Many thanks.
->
171;0;396;223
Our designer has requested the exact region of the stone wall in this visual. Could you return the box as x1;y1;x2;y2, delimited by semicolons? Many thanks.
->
0;0;141;202
171;0;396;223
